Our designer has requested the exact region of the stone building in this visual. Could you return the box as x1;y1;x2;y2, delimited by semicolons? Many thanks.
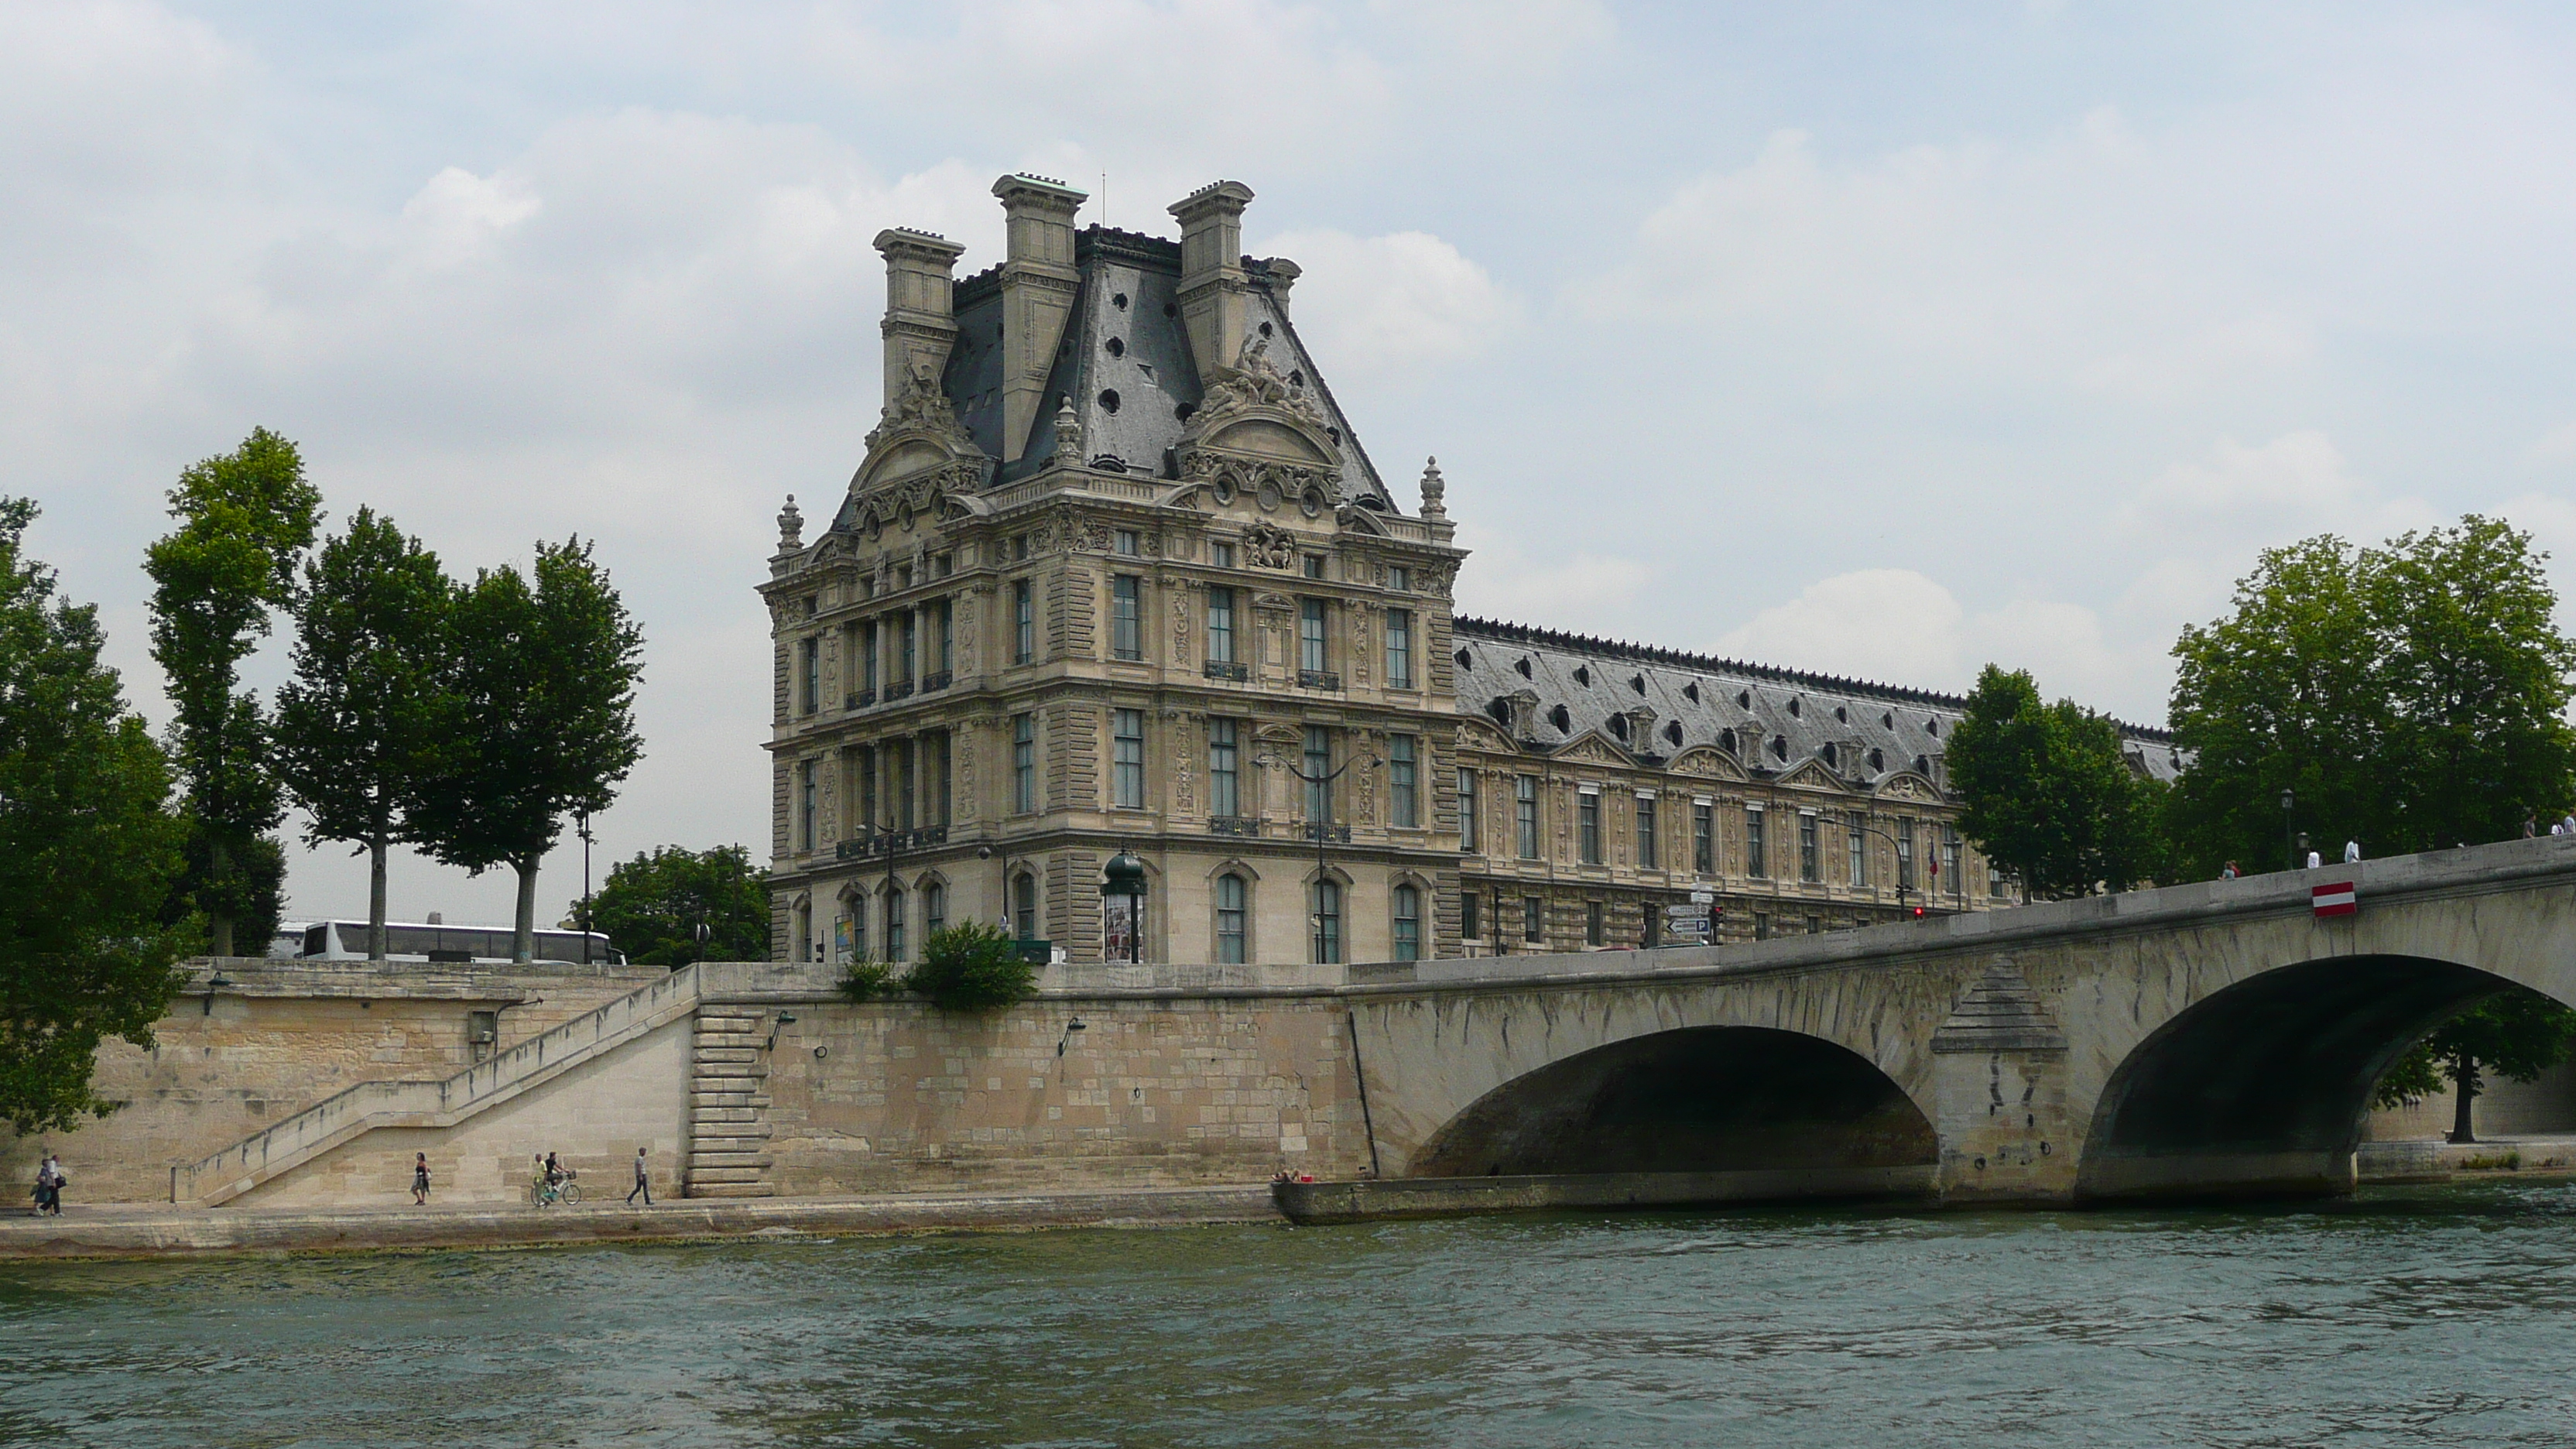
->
762;173;2180;965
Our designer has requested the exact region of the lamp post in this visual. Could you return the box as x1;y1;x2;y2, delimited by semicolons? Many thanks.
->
1849;817;1919;920
577;807;594;966
1100;848;1147;963
2282;789;2296;874
1262;744;1379;964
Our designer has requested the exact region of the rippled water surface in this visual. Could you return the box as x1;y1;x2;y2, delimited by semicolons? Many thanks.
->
7;1180;2576;1447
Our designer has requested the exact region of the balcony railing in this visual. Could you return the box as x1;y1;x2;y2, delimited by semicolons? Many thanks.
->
1208;816;1262;838
834;824;948;860
844;688;875;711
1300;823;1352;844
920;670;953;693
1203;660;1249;683
1297;669;1341;691
883;680;915;702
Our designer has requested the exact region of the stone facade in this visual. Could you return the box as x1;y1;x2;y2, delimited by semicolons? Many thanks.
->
767;172;2187;968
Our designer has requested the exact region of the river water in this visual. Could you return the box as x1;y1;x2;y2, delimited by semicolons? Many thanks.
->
5;1180;2574;1447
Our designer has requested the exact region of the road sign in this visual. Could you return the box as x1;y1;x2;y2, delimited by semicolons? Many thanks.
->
2312;882;2356;918
1689;889;1715;905
1665;914;1711;932
1665;904;1711;919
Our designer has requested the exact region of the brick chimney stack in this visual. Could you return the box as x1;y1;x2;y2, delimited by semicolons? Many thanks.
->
872;228;968;411
991;173;1088;463
1170;180;1255;380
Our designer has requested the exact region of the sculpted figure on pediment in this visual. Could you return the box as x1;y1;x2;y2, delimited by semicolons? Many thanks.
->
1242;522;1299;570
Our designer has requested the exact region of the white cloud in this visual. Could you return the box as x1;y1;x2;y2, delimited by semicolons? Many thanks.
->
1716;569;1965;687
1256;228;1517;385
2123;430;2362;522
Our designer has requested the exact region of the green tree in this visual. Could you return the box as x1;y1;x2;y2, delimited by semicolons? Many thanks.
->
902;921;1038;1012
584;844;769;968
273;509;454;961
156;831;286;957
2168;519;2576;876
1946;665;2167;899
2374;985;2576;1143
142;427;323;955
420;540;644;961
0;498;194;1129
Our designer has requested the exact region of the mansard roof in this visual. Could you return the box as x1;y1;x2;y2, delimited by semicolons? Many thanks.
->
1449;616;2184;785
942;226;1393;502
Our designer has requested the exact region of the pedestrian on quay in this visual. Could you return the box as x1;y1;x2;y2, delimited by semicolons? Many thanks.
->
2305;847;2323;869
412;1152;432;1205
33;1151;63;1216
628;1147;652;1206
2524;815;2539;839
2345;840;2362;864
2220;861;2240;880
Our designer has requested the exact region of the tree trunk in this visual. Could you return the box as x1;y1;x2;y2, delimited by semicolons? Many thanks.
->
208;834;234;957
368;837;389;962
2451;1053;2480;1143
513;858;539;964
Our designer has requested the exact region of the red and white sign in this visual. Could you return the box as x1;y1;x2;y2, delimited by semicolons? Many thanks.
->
2312;882;2358;918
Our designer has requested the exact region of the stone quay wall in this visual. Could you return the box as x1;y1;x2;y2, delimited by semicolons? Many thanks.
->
5;960;1372;1210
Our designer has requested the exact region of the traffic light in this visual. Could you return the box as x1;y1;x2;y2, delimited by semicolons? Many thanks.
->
1911;906;1926;919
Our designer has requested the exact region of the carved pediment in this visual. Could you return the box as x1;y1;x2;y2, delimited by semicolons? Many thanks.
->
1776;760;1848;792
852;368;990;495
1877;771;1941;802
1555;734;1631;767
1455;718;1517;753
1176;335;1345;491
1670;745;1748;780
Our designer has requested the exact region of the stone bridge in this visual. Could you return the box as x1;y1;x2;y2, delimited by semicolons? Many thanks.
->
1315;835;2576;1213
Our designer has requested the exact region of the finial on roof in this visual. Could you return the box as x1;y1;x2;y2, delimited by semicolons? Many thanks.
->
776;495;803;552
1053;395;1083;467
1420;457;1447;519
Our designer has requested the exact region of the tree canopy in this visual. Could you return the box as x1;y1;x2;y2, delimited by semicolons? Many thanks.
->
584;844;769;968
418;539;643;961
144;427;322;955
1945;665;2167;899
2167;518;2576;876
0;498;194;1130
2374;985;2576;1143
272;508;454;960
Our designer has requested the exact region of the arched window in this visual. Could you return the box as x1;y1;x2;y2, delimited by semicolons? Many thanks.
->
1312;879;1342;965
1012;873;1038;940
792;899;812;963
845;895;866;961
1392;884;1421;963
1216;874;1248;964
886;889;907;962
925;882;947;936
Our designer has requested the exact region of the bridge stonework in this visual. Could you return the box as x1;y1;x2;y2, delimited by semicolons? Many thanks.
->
1344;836;2576;1204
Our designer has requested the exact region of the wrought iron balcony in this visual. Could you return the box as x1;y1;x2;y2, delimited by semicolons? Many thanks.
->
1203;660;1249;682
1208;816;1262;838
1297;669;1341;691
844;688;875;711
883;679;915;702
1300;823;1352;844
920;670;953;693
834;824;948;860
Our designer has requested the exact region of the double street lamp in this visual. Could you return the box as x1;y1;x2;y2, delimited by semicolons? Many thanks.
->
1261;743;1379;965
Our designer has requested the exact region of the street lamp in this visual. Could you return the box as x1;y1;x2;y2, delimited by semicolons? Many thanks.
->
1262;744;1379;965
203;972;233;1016
1101;848;1147;964
1848;817;1921;920
2281;789;2296;874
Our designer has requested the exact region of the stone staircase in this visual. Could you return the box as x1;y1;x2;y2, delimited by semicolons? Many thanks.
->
172;964;704;1206
684;1006;776;1198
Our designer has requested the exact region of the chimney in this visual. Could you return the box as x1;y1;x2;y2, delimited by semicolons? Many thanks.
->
872;228;968;411
991;173;1088;463
1169;180;1255;380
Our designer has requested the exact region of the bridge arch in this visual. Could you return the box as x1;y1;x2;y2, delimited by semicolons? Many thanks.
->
1409;1025;1938;1183
2076;954;2560;1201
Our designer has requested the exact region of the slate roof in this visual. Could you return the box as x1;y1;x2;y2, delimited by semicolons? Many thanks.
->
945;227;1393;502
1450;617;2184;784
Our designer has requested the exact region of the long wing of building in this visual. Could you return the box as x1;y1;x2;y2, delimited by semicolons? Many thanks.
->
761;174;2179;968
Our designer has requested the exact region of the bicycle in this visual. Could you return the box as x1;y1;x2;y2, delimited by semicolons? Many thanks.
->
530;1170;582;1208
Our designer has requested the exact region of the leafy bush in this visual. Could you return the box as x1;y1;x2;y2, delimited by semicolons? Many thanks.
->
902;921;1038;1012
838;958;896;1004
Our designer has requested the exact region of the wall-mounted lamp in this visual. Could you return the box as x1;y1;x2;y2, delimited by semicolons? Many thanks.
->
203;974;234;1016
1057;1017;1089;1057
765;1012;800;1052
813;1045;829;1060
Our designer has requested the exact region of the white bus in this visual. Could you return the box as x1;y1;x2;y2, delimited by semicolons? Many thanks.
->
295;920;625;965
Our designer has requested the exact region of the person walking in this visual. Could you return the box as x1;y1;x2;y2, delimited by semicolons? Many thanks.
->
2524;815;2539;839
2344;840;2362;865
2305;847;2323;869
627;1147;652;1206
36;1152;63;1216
411;1152;432;1205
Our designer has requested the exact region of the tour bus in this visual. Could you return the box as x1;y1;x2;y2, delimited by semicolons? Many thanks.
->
295;919;625;965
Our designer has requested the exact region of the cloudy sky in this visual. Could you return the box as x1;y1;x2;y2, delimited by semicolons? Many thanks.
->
10;1;2576;930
